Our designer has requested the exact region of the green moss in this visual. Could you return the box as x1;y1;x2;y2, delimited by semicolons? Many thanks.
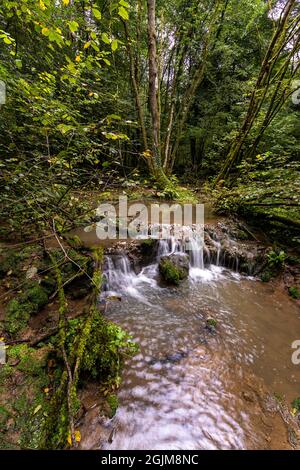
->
140;239;157;256
292;397;300;413
206;318;217;328
63;312;137;382
261;270;273;282
289;287;300;300
0;246;44;279
24;285;48;311
0;251;20;278
159;259;186;285
1;345;52;449
0;405;10;430
4;283;49;337
7;344;50;377
82;313;137;381
107;394;118;418
5;299;33;336
0;364;13;382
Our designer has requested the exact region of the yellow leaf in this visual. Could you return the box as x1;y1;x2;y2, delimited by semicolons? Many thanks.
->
39;0;46;11
0;337;4;342
142;149;152;159
67;430;81;446
42;27;49;36
84;41;91;49
75;55;81;62
62;0;70;5
33;404;42;415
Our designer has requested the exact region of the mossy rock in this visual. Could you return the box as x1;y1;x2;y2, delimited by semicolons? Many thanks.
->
24;285;48;311
159;254;189;285
107;394;118;418
140;239;157;256
5;283;49;336
5;299;33;336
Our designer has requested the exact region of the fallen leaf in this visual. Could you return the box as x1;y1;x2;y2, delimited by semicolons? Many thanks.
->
67;430;81;445
33;404;42;415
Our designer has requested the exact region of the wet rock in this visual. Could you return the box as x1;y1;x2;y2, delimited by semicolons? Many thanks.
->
159;253;189;285
242;390;256;403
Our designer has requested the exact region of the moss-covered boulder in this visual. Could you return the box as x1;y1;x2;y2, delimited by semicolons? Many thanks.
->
159;254;189;285
4;282;49;337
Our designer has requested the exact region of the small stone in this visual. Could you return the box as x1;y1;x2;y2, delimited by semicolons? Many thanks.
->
242;391;256;403
26;266;38;279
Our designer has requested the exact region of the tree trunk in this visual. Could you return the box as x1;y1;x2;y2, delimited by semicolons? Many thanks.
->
147;0;161;168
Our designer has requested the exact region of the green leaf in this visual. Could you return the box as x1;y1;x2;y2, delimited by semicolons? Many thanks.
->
57;124;75;135
111;39;118;52
68;20;79;33
118;6;129;20
119;0;130;7
3;37;12;45
15;59;22;69
92;8;102;19
101;33;110;44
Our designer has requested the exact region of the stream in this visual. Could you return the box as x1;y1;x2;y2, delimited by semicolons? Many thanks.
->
96;234;300;450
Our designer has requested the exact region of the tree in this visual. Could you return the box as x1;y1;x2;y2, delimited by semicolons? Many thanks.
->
216;0;300;184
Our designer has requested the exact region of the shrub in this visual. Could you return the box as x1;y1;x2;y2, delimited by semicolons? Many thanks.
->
289;287;300;300
266;250;286;269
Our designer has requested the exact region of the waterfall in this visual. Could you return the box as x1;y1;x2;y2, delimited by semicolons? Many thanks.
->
102;226;243;297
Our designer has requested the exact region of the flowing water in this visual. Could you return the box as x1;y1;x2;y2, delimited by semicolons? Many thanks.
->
98;236;300;450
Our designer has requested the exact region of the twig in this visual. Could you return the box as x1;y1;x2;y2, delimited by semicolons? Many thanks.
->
0;234;55;249
52;219;96;288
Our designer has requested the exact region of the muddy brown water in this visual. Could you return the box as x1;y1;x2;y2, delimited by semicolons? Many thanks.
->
74;204;300;450
97;265;300;450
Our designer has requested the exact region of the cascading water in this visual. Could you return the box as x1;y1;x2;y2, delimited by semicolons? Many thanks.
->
78;224;300;450
102;228;228;297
